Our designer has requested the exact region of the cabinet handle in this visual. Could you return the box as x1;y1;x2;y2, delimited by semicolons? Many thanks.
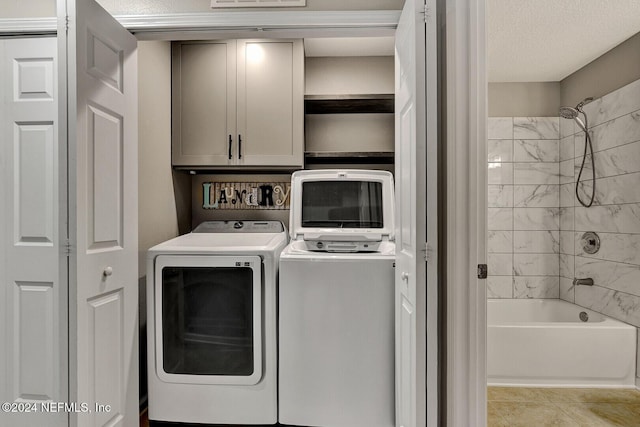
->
238;134;242;159
228;135;232;159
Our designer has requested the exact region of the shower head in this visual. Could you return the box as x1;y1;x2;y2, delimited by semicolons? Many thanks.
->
576;97;594;112
559;97;594;120
559;105;588;132
559;106;579;120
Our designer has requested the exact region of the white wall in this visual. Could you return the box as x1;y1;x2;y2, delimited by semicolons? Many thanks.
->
0;0;55;18
305;56;394;95
137;40;179;277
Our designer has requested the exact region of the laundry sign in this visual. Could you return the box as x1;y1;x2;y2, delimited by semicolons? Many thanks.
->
202;182;291;210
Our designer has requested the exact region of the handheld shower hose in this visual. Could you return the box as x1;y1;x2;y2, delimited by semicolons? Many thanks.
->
559;98;595;207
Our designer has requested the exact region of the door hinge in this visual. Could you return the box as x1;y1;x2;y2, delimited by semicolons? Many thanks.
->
422;242;430;263
424;2;432;23
477;264;487;279
64;239;72;256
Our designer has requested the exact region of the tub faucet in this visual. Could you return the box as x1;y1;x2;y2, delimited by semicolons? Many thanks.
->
573;278;594;286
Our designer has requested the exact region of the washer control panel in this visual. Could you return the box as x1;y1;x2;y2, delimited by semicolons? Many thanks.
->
193;220;284;233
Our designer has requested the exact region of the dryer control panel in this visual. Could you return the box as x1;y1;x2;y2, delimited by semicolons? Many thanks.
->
193;220;284;233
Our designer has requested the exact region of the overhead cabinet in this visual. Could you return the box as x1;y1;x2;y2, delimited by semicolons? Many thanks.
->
172;39;304;168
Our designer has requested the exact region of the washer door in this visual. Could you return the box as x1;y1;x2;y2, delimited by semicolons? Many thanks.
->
154;255;262;385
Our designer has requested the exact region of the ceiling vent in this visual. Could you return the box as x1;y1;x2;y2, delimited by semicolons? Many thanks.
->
211;0;306;8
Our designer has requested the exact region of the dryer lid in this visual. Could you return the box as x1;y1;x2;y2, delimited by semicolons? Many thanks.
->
289;169;395;242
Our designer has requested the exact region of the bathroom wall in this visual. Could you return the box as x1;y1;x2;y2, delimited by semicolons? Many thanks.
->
489;82;560;117
487;117;561;298
561;31;640;108
558;78;640;331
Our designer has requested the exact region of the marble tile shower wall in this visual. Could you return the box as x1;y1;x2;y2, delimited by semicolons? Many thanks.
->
558;78;640;332
487;116;560;298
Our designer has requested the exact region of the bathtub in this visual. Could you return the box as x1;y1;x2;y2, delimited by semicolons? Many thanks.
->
487;299;637;387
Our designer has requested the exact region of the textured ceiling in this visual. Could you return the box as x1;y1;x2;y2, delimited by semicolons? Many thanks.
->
488;0;640;82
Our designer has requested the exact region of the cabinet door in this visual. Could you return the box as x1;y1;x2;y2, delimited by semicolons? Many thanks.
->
236;40;303;167
172;41;237;166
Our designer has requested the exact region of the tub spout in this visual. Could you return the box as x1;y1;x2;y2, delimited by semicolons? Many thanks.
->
573;278;594;286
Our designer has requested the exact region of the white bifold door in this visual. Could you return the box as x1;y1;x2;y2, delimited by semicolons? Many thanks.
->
395;0;437;426
63;0;139;426
0;37;66;427
2;1;138;425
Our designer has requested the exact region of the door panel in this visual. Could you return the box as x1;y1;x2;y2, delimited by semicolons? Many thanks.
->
172;41;236;165
15;281;55;399
89;290;125;426
0;37;65;427
15;123;55;244
66;0;138;425
240;41;293;156
237;39;303;166
395;0;428;426
87;32;124;91
86;104;123;249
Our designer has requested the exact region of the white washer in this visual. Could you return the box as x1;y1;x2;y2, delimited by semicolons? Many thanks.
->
279;170;396;427
146;220;287;425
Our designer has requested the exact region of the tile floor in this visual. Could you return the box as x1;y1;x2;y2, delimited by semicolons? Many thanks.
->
141;387;640;426
488;386;640;426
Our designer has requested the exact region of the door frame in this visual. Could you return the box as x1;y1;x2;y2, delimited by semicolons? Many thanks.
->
0;1;488;425
444;0;487;426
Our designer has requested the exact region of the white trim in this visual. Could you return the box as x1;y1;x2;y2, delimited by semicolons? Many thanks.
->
116;11;399;31
115;11;399;39
424;0;439;425
446;0;487;426
0;18;57;35
636;377;640;390
211;0;306;7
1;11;400;39
56;1;73;426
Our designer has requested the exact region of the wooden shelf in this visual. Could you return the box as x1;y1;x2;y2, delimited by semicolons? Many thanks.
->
304;94;394;114
304;151;394;164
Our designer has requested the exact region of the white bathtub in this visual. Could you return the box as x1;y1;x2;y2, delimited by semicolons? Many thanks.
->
487;299;637;387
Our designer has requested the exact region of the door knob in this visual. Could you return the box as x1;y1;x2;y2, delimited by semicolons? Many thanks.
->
401;272;410;281
103;267;113;277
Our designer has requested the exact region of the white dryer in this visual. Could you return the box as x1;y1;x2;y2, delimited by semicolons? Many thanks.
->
279;170;396;427
146;220;287;425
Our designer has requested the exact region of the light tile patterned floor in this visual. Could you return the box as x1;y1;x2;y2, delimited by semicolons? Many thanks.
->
488;386;640;426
